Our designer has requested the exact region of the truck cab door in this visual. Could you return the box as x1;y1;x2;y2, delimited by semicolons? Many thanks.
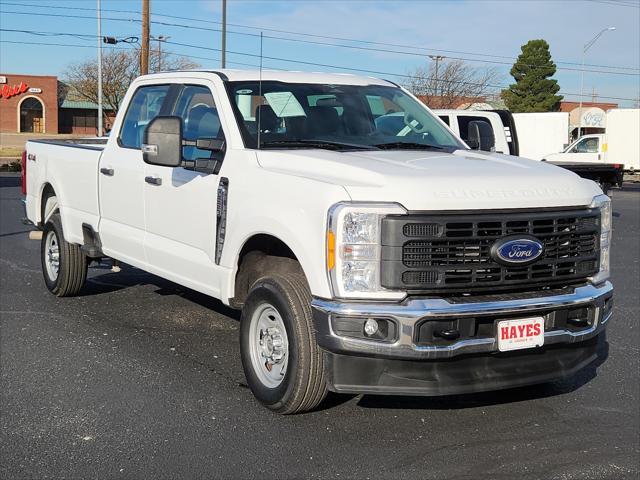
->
455;114;507;154
99;84;171;266
555;135;601;163
143;83;227;297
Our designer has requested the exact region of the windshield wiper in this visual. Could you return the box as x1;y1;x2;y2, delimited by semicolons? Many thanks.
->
374;142;451;151
260;139;377;151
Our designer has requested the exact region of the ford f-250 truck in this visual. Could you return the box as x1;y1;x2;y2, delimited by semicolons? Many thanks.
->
23;70;613;414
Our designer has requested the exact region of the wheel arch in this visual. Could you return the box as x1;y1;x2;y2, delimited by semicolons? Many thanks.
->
230;233;309;308
39;182;59;225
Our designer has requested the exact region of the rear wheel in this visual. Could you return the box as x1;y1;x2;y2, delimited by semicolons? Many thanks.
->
240;271;328;414
41;213;87;296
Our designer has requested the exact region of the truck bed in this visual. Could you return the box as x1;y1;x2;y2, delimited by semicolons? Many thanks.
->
25;138;106;245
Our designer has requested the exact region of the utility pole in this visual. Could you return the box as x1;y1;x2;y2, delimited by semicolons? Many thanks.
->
221;0;227;68
140;0;150;75
97;0;103;137
428;55;446;102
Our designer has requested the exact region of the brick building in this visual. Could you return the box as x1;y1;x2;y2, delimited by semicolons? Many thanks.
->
0;73;58;134
0;73;115;135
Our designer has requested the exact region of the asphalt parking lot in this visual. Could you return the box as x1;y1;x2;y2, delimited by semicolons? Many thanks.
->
1;173;638;480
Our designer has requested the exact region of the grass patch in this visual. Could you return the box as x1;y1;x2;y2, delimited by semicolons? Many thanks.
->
0;147;23;158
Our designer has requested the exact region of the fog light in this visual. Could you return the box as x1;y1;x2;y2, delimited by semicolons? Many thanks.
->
364;318;379;336
332;316;396;342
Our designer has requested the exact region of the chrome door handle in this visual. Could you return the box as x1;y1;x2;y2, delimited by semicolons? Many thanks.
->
100;167;114;176
145;176;162;186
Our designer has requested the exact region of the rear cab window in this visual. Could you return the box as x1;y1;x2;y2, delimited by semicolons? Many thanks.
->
456;115;495;143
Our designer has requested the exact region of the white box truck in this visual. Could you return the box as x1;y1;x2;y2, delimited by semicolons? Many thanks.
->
604;108;639;172
512;112;570;161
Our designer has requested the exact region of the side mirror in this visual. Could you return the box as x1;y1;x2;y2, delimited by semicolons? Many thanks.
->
142;116;182;167
467;120;495;152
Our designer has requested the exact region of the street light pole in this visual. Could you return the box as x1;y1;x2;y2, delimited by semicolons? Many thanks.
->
155;35;170;72
221;0;227;68
578;26;615;138
428;55;446;102
97;0;103;137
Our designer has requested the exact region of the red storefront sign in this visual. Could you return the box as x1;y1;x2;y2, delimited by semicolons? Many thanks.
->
2;82;29;100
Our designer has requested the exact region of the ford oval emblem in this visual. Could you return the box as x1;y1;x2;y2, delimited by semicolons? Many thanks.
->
490;236;544;266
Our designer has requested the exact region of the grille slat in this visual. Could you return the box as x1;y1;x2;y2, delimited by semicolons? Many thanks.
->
381;209;600;294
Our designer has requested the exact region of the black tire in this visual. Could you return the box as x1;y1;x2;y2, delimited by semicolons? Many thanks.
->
597;181;612;196
41;213;87;297
240;271;328;414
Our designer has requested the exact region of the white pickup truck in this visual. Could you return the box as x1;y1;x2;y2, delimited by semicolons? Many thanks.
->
23;70;613;414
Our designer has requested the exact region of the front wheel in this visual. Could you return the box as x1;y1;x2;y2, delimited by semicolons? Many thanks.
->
41;213;87;297
240;272;328;414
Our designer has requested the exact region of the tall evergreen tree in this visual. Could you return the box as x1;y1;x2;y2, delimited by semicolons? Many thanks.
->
502;39;563;112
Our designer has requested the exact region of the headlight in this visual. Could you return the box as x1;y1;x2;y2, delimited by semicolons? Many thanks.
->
590;194;611;284
327;202;407;300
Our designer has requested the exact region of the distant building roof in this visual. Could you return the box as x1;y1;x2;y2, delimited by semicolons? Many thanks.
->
559;101;618;112
60;100;115;110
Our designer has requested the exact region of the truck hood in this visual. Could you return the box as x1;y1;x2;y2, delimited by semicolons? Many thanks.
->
256;149;601;210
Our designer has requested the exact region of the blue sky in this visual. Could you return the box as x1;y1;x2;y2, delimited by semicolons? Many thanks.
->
1;0;639;106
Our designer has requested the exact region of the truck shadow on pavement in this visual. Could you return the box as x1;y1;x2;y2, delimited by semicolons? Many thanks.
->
82;262;240;320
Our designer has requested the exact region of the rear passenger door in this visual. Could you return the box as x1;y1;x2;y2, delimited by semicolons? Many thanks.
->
143;83;227;297
99;84;170;265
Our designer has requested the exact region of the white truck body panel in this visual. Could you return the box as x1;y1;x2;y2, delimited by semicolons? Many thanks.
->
258;148;600;211
512;112;569;160
24;142;103;244
606;108;640;171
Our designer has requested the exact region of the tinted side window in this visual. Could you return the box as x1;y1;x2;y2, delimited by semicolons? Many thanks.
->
457;115;494;141
438;115;450;126
173;85;224;161
119;85;170;149
574;137;599;153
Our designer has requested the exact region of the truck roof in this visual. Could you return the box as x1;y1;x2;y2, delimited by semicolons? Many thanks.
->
137;69;396;86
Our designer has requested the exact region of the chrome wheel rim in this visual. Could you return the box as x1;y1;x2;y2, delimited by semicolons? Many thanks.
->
44;230;60;281
248;302;289;388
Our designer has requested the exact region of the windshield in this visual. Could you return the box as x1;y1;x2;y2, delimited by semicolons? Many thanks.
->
226;81;465;151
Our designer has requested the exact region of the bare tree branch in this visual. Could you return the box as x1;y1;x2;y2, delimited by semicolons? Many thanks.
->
404;59;502;109
62;48;200;114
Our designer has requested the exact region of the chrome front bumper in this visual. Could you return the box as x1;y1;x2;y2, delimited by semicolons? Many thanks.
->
312;282;613;361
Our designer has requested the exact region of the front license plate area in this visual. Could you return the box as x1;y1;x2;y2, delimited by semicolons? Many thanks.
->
497;317;545;352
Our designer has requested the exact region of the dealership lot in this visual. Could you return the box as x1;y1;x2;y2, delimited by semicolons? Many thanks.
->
1;174;638;479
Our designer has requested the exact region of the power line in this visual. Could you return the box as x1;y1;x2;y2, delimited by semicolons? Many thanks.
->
1;3;638;74
3;0;637;71
2;17;638;79
0;39;261;69
1;38;637;102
